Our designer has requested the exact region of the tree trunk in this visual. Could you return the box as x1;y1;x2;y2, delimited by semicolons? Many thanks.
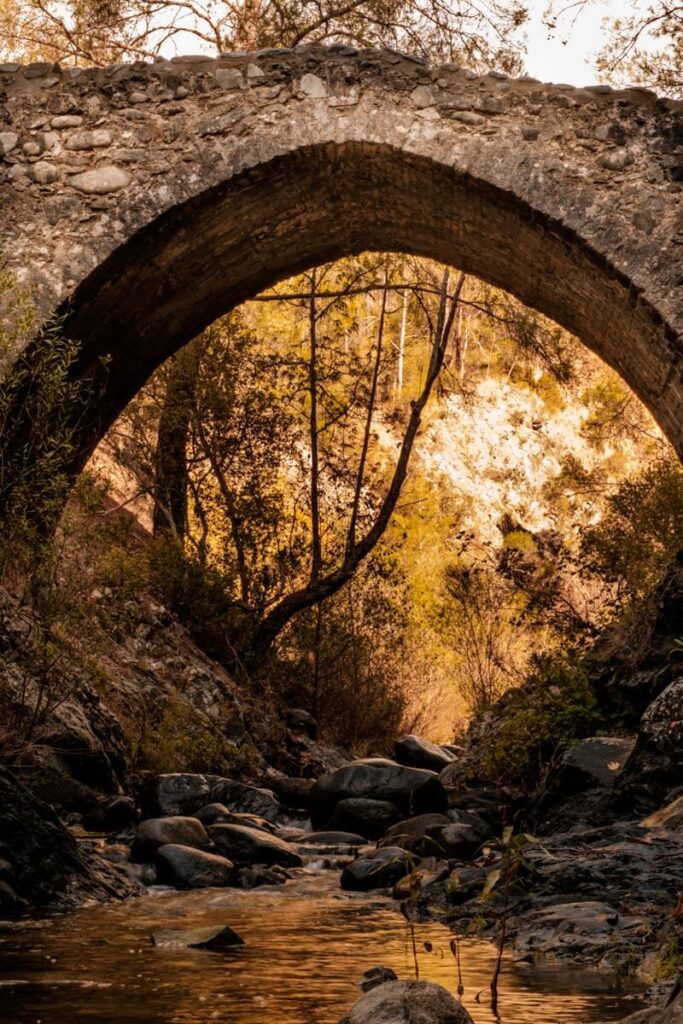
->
153;335;207;540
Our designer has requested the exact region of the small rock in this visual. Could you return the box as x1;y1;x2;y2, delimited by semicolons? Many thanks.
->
151;925;244;950
29;161;58;184
300;73;327;98
410;85;434;109
246;63;265;80
0;131;18;156
65;130;112;151
215;68;243;90
359;966;398;992
600;148;634;171
69;166;130;194
51;115;83;128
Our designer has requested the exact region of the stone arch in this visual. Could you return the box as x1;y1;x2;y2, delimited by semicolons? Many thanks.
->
1;47;682;476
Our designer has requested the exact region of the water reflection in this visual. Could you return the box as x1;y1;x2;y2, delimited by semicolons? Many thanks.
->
0;871;642;1024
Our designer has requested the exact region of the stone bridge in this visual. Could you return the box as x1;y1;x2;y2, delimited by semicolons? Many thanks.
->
1;45;683;466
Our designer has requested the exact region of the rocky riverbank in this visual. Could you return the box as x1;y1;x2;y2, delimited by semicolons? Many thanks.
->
0;557;681;1022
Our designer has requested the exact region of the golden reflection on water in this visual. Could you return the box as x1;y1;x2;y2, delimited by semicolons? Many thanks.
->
0;870;642;1024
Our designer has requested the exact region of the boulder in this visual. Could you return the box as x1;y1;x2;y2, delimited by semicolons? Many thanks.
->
155;844;235;889
151;925;244;950
237;864;289;888
208;823;303;867
340;846;415;891
194;804;276;832
138;773;280;821
305;831;367;846
557;736;636;792
130;816;210;862
0;766;138;908
311;759;447;829
286;708;318;739
338;979;473;1023
641;680;683;753
380;815;481;860
514;901;621;956
380;814;451;852
82;796;138;833
394;734;454;772
330;798;401;840
270;776;315;811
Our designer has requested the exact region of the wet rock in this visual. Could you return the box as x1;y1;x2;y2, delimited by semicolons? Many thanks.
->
237;864;289;888
139;772;280;821
358;965;398;992
617;990;683;1023
557;736;636;791
339;979;473;1023
394;734;454;772
155;843;235;888
514;901;622;957
130;816;210;862
194;802;232;826
330;798;401;840
151;925;244;950
270;776;315;810
208;823;303;867
340;846;415;891
310;759;447;830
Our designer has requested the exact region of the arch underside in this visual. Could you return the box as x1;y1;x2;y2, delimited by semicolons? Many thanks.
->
58;140;682;460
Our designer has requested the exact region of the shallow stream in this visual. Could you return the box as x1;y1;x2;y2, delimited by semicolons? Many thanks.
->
0;868;644;1024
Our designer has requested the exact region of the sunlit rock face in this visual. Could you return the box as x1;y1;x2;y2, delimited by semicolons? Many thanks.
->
1;45;682;472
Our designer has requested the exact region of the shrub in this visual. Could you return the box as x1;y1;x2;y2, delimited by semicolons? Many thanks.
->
475;655;603;792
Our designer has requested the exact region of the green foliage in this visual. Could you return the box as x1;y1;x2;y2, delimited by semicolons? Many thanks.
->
580;454;683;602
131;694;260;777
475;655;602;791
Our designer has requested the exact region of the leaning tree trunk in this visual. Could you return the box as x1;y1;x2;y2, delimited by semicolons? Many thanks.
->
153;335;207;540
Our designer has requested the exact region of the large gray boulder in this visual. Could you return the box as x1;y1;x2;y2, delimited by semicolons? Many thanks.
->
139;773;280;821
338;979;473;1023
208;823;303;867
394;735;455;773
330;798;401;840
340;846;414;892
155;844;235;889
130;816;210;862
310;759;447;829
558;736;636;792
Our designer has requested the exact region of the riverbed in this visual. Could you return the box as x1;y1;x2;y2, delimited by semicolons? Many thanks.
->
0;868;644;1024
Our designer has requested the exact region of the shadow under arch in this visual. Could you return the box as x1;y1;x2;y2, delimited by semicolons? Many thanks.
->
23;139;683;479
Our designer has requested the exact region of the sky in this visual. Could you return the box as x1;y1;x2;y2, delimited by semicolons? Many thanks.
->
522;0;637;85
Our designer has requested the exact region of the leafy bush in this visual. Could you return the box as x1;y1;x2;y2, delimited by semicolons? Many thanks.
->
475;655;603;792
580;453;683;602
